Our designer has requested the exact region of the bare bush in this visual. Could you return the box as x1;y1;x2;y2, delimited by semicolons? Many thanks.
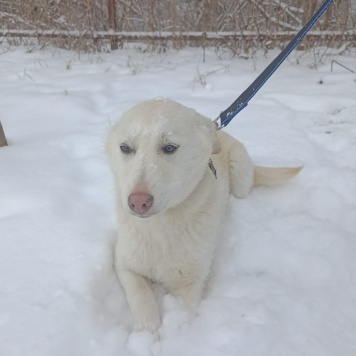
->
0;0;355;53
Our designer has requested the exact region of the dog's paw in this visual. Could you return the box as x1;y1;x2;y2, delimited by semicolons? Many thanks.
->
134;317;161;333
127;329;159;355
132;302;161;333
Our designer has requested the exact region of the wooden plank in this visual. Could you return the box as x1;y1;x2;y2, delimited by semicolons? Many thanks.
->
1;29;355;45
107;0;118;50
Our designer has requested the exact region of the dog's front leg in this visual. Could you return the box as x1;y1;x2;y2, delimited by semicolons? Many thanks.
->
117;268;161;331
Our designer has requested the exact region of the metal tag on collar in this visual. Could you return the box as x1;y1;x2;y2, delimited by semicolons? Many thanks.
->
208;159;217;179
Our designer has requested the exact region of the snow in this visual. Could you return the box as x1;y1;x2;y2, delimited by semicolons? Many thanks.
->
1;45;356;356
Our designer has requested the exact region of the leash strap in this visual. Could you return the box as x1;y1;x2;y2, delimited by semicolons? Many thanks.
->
214;0;335;129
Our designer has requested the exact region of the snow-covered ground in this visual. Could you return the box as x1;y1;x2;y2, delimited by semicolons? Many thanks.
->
0;45;356;356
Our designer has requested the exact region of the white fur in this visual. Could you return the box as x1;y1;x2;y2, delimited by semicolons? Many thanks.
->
106;99;301;331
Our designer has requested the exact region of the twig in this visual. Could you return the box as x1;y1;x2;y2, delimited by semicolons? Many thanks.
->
331;60;355;73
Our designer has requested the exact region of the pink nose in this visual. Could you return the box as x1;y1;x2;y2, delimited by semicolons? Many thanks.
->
128;193;154;215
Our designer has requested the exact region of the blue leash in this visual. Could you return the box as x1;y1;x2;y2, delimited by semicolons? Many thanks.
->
214;0;335;129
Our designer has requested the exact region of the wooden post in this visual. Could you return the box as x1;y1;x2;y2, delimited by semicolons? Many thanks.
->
107;0;118;50
0;121;8;147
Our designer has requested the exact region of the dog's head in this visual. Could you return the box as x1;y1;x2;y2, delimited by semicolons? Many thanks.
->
106;99;220;218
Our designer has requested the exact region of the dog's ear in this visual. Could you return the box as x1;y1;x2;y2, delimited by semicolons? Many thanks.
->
207;119;221;154
189;107;221;154
198;118;221;154
211;128;221;154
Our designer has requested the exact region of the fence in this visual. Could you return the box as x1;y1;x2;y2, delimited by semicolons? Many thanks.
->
0;0;355;53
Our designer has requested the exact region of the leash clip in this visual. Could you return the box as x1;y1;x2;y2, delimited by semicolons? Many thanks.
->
213;116;224;131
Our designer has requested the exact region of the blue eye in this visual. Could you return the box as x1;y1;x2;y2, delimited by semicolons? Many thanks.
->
162;144;178;154
120;144;132;154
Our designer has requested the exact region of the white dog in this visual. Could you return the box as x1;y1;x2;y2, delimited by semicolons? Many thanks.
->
106;99;301;331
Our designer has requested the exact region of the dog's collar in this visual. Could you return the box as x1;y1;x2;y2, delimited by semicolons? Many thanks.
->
208;159;217;179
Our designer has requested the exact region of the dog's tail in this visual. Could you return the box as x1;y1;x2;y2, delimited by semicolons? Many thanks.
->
254;166;303;187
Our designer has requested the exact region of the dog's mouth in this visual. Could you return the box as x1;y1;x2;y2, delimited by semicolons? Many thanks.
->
129;211;156;219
